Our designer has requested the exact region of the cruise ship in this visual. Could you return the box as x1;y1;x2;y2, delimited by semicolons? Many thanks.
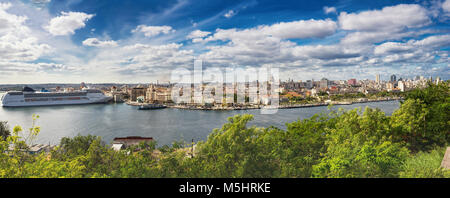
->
0;87;112;107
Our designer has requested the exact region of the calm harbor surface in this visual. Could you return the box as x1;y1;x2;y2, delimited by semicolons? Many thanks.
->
0;100;400;146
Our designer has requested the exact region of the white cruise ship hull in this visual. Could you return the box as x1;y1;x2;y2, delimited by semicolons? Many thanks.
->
1;97;111;107
0;90;112;107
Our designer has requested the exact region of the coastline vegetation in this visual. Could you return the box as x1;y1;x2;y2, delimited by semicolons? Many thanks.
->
281;89;405;105
0;82;448;178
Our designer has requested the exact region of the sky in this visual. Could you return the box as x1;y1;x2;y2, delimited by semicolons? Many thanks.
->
0;0;449;84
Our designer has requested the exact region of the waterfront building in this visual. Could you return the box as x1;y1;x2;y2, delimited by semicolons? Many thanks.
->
145;84;172;103
113;93;124;103
146;84;157;102
129;85;146;102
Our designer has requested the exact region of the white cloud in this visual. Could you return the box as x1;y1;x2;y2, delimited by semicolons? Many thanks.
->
323;6;337;14
45;11;94;36
0;2;50;62
84;42;194;77
82;38;118;47
31;0;51;4
1;1;448;82
413;34;450;48
187;30;211;39
338;4;430;31
292;45;362;60
192;38;205;43
370;34;450;64
340;31;412;45
338;4;434;45
443;0;450;12
204;19;337;43
0;3;27;32
132;25;175;37
374;42;413;55
262;19;337;39
193;19;358;68
224;10;236;18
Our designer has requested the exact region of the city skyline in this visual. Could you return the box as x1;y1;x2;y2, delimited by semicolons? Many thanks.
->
0;0;449;84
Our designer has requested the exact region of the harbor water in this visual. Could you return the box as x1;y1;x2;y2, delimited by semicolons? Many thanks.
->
0;100;400;146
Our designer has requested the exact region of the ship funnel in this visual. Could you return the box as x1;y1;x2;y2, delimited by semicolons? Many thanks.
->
22;86;35;92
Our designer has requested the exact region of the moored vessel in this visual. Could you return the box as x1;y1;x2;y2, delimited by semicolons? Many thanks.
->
0;86;112;107
138;104;166;110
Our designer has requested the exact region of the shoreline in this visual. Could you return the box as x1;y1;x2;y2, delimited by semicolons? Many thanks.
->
126;97;402;111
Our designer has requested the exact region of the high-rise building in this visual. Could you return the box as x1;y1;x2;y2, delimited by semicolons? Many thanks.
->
306;80;313;88
376;74;380;84
320;78;328;89
390;74;396;82
398;81;405;92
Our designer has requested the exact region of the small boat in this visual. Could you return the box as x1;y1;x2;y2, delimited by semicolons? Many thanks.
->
138;104;166;110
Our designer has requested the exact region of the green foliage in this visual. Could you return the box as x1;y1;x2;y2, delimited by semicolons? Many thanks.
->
194;114;279;177
312;108;409;178
159;140;185;153
0;121;10;140
372;90;405;98
280;113;334;177
399;147;450;178
330;92;366;101
285;96;317;104
405;81;449;106
391;82;450;152
53;135;101;159
318;91;328;96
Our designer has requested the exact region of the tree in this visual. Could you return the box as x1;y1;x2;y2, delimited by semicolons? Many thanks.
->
390;99;430;151
391;82;450;152
0;121;10;140
279;113;333;177
194;114;283;177
53;134;101;160
312;108;409;178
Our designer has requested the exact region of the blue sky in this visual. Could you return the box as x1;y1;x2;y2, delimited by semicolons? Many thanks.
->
0;0;449;83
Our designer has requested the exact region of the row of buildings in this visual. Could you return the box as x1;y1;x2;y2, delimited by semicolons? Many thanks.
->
106;84;173;104
104;81;278;106
279;75;443;99
99;74;444;105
